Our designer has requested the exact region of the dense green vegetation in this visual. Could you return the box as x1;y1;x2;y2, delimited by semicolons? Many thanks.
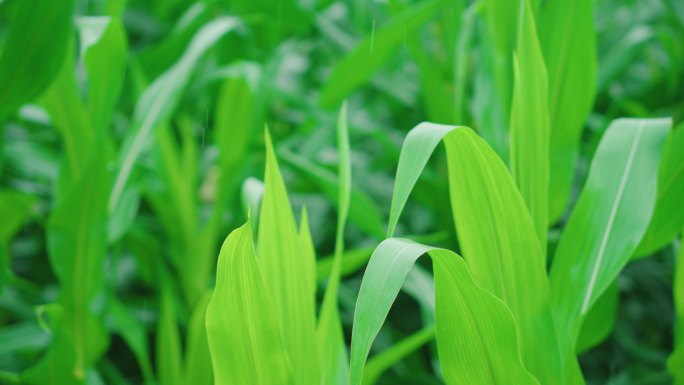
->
0;0;683;384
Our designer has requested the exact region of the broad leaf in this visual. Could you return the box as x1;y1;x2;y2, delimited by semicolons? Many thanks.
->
550;118;670;349
350;238;539;385
205;221;294;385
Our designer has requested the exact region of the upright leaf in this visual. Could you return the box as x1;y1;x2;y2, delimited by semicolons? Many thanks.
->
205;221;294;385
540;0;597;223
509;0;549;252
550;118;670;350
350;239;539;385
668;239;684;384
109;17;240;214
258;131;319;385
317;103;351;384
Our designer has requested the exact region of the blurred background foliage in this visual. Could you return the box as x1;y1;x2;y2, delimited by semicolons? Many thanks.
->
0;0;682;384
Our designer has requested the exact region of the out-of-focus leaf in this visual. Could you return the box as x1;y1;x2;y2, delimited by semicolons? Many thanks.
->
637;123;684;256
0;190;34;241
317;103;351;384
362;326;435;385
280;148;385;239
183;291;213;385
550;118;669;354
540;0;597;223
509;0;549;252
319;0;443;109
156;276;182;385
668;239;684;384
386;122;563;383
106;300;155;385
205;221;294;385
350;238;539;385
257;131;319;384
44;146;110;381
0;0;74;120
78;16;128;133
576;282;618;353
109;17;240;215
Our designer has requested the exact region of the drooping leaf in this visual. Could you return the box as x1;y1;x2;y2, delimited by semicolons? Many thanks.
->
540;0;597;223
0;0;74;120
350;238;539;385
205;220;294;385
257;131;319;384
509;0;549;252
387;122;563;383
550;118;670;351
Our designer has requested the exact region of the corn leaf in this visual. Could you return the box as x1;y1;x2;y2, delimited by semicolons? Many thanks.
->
109;17;239;214
362;326;435;385
509;0;549;252
0;0;74;120
317;103;351;384
156;276;182;385
668;239;684;384
550;118;670;350
540;0;597;223
387;122;563;383
319;0;443;109
205;221;294;385
183;291;213;385
350;238;539;385
636;122;684;255
79;16;128;133
576;282;618;353
257;131;319;384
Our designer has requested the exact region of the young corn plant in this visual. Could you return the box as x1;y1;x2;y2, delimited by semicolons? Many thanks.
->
205;106;352;384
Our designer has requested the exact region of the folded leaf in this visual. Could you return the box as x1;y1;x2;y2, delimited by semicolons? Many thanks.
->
350;238;539;385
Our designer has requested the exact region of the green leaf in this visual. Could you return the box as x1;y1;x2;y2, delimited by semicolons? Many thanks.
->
350;238;539;385
317;103;351;384
319;0;443;109
636;122;684;255
0;0;74;120
550;118;670;351
109;17;240;214
362;326;435;385
576;282;618;354
509;0;549;252
668;239;684;384
106;300;155;385
156;276;182;385
183;291;213;385
46;146;110;380
387;122;563;383
257;130;319;384
78;16;128;133
205;221;294;385
540;0;597;223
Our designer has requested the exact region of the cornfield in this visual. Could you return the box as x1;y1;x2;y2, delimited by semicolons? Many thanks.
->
0;0;683;384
